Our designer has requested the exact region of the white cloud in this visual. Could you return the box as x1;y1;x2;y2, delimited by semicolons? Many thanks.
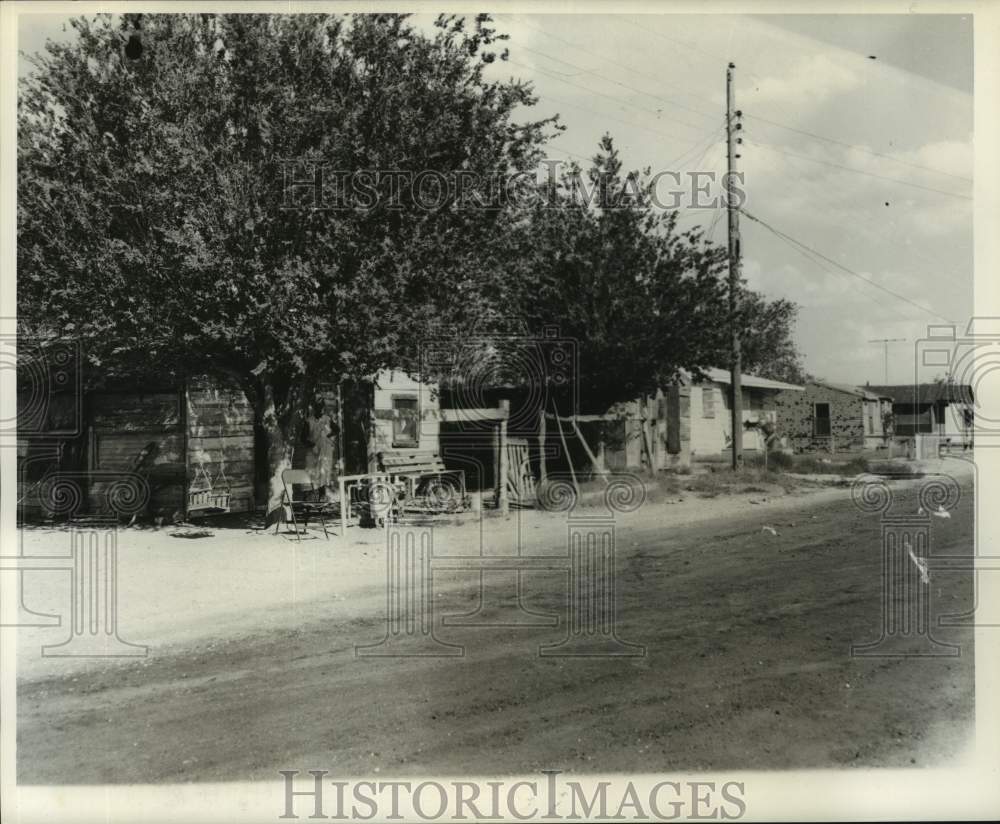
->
747;54;862;108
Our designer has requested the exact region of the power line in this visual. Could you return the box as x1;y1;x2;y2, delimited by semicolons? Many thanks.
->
505;55;707;134
590;16;972;184
753;136;963;277
742;213;925;325
499;15;720;122
664;125;725;170
755;222;915;323
516;43;714;130
741;209;955;322
545;143;595;164
617;16;725;67
745;115;972;183
539;87;724;149
747;140;973;201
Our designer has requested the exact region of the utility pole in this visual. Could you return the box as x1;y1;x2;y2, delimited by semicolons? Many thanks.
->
868;338;906;383
726;63;744;470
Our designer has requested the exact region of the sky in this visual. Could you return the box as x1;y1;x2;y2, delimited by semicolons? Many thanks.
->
17;12;974;385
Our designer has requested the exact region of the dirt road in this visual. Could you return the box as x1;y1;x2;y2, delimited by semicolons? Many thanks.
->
17;479;975;783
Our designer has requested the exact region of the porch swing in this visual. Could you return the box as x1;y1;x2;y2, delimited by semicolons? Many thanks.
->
186;418;232;516
187;464;232;515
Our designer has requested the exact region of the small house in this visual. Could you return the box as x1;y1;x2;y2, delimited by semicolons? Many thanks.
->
867;382;974;445
773;381;894;452
686;368;804;461
575;368;804;471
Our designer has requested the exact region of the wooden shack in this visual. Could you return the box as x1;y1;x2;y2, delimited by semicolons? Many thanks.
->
18;375;255;519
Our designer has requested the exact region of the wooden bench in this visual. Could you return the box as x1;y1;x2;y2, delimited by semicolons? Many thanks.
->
376;451;467;513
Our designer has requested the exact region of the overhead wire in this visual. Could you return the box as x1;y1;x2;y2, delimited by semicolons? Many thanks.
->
747;140;973;201
741;209;955;323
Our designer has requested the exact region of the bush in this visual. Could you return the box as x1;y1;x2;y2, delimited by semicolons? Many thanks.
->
764;451;795;471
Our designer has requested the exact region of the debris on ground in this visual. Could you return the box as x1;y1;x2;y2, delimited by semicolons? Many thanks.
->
905;541;931;584
761;525;778;536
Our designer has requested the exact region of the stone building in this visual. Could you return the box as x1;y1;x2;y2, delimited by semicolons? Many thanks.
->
773;381;894;452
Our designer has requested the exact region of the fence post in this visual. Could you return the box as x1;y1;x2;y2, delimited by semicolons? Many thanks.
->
538;407;547;483
498;399;509;516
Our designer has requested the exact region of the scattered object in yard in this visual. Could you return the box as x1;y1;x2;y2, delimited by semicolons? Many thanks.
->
761;525;777;536
504;438;537;507
917;506;925;515
170;529;214;539
664;497;685;504
377;451;468;514
277;469;337;540
749;498;769;505
932;505;951;520
905;541;931;584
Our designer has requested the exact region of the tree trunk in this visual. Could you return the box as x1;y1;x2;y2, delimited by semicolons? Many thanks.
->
251;375;312;525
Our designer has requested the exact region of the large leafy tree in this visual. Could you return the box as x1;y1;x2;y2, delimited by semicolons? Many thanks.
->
500;135;805;411
500;136;728;411
18;13;555;509
732;293;809;385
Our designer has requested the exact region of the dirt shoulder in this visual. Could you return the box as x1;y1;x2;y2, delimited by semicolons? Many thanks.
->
13;454;975;685
16;472;976;782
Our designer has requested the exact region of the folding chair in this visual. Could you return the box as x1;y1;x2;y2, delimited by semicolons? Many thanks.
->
276;469;336;541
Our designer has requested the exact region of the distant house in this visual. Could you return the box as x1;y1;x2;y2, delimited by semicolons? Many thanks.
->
686;368;804;461
867;382;974;444
774;381;894;452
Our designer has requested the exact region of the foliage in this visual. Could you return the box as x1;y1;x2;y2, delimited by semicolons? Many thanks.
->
499;135;730;410
497;135;808;409
18;12;557;501
731;293;810;385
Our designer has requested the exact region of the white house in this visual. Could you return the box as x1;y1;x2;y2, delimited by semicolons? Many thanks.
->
686;368;804;460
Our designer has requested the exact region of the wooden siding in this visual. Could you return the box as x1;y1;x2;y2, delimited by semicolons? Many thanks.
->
689;383;774;459
186;377;255;513
88;390;186;515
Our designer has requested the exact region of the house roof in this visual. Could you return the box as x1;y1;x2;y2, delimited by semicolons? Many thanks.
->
811;381;888;401
695;368;804;392
867;383;975;405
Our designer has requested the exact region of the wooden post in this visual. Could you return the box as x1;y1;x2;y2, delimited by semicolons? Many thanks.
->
336;382;346;481
571;415;608;482
498;399;510;516
726;63;744;471
552;402;579;495
493;419;500;505
641;422;655;475
181;379;189;519
538;407;547;483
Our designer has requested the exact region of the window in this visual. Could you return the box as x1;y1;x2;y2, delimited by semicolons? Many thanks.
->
392;396;419;447
702;387;715;419
814;403;831;436
866;406;875;435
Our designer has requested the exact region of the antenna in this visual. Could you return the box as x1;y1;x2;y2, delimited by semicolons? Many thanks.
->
868;338;907;383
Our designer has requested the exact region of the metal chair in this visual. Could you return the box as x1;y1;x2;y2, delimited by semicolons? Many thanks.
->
276;469;336;540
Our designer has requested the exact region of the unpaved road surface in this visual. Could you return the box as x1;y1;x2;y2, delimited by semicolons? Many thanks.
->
18;480;975;783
